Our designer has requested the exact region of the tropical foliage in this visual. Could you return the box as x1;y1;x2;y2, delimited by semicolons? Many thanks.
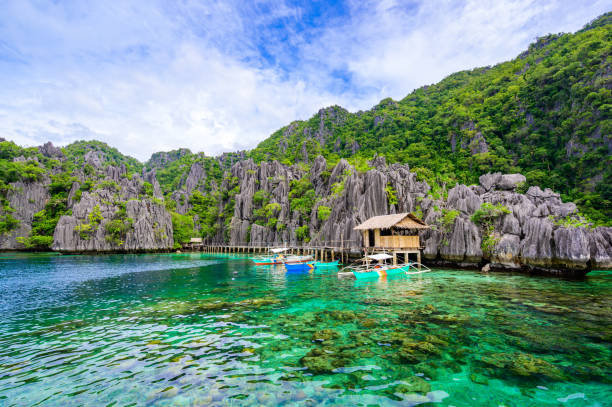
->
248;14;612;225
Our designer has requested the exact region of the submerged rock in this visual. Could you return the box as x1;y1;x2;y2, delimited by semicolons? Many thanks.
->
312;329;341;342
479;352;566;381
396;376;431;394
300;348;345;374
320;310;358;322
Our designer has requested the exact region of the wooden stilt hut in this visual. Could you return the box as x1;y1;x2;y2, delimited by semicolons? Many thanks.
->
354;213;429;265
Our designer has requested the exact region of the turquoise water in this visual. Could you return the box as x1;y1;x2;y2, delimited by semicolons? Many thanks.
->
0;253;610;406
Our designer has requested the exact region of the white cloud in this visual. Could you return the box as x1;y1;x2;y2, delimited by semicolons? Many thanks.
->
304;0;610;101
0;0;608;160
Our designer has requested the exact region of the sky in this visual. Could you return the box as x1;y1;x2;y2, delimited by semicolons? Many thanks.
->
0;0;609;161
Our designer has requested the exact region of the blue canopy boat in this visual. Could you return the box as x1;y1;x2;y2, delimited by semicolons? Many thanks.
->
285;262;315;272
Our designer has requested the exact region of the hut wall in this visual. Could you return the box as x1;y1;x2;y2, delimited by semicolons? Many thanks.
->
378;235;420;249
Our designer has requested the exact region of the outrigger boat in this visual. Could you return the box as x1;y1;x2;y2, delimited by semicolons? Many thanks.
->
285;260;339;272
285;262;316;272
337;253;430;280
251;248;313;266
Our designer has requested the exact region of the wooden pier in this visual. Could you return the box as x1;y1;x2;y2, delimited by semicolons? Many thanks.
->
183;241;360;264
183;213;429;267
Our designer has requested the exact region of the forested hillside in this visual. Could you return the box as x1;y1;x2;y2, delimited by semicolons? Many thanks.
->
0;139;171;250
250;12;611;225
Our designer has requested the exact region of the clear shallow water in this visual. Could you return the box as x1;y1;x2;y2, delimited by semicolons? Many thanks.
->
0;253;610;406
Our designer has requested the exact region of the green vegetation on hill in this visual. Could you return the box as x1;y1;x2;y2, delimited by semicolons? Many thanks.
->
63;140;142;175
145;150;243;242
0;139;155;248
249;13;612;225
0;140;51;238
145;149;243;196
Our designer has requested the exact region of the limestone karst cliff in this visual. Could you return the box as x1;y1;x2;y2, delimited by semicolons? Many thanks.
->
1;138;611;274
0;141;173;253
51;150;173;252
158;151;611;273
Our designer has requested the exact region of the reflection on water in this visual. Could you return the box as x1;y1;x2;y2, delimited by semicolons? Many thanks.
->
0;252;610;406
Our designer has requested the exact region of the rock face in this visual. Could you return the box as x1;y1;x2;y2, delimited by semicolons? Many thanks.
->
3;138;610;273
52;164;173;252
38;142;64;159
420;176;612;274
0;179;50;249
215;156;611;274
223;155;430;250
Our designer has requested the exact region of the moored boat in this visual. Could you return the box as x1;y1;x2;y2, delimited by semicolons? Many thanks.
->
283;255;314;264
251;256;284;266
251;248;290;265
285;262;315;272
338;254;429;280
251;248;314;266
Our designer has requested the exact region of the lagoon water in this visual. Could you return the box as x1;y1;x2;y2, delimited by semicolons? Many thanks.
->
0;253;610;406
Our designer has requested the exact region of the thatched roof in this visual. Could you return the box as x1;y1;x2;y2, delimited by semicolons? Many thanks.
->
354;213;429;230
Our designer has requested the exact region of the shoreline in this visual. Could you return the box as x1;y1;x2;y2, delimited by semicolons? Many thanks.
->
2;249;607;277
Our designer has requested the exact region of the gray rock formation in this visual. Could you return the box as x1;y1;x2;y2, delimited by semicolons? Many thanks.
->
217;159;611;274
0;179;50;249
38;142;64;159
3;137;610;274
52;167;173;252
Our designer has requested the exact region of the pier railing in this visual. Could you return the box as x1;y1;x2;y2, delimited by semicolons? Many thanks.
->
184;240;361;263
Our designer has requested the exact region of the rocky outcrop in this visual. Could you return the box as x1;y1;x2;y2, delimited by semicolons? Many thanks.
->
219;156;611;274
0;179;50;249
146;148;192;169
589;228;612;269
52;166;173;252
479;173;526;192
38;142;64;159
230;159;302;246
3;138;610;273
439;217;482;265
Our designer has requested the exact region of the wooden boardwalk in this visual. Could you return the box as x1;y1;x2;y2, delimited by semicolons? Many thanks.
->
184;241;362;263
184;240;422;265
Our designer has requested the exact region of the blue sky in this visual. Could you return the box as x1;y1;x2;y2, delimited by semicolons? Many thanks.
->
0;0;609;161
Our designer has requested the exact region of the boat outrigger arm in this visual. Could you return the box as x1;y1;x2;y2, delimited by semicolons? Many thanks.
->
337;254;431;279
405;263;431;273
